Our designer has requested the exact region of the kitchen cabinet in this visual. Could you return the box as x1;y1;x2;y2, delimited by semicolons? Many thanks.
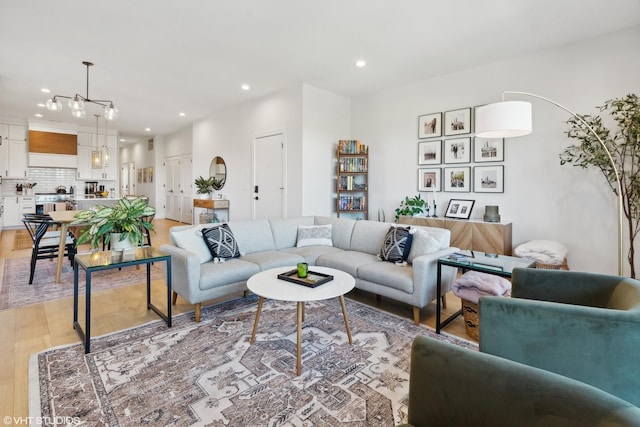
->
0;124;27;178
77;132;117;180
3;196;34;228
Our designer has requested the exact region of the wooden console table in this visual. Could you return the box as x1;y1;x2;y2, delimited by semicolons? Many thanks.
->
399;216;513;255
193;198;229;224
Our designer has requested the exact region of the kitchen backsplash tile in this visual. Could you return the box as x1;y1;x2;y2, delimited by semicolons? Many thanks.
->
1;168;115;194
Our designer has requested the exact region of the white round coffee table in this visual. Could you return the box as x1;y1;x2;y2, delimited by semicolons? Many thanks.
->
247;265;355;376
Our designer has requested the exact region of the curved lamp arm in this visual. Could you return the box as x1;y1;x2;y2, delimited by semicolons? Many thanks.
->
476;91;624;275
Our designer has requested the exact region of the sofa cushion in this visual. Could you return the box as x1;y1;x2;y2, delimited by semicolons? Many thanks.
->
269;216;315;249
314;216;356;250
358;262;414;294
316;250;378;277
241;250;305;271
228;220;275;254
202;224;241;259
170;225;213;264
380;225;413;263
408;228;443;263
350;220;390;255
296;224;333;247
199;258;261;291
282;246;344;265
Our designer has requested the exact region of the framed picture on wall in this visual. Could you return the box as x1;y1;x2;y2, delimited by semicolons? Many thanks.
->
474;137;504;162
444;107;472;136
148;167;154;183
444;198;475;219
418;112;442;139
418;140;442;165
443;137;471;163
143;168;148;183
443;166;471;192
418;168;441;192
137;168;142;183
474;165;504;193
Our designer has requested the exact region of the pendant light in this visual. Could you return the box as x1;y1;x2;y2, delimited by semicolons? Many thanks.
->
92;114;102;169
102;116;110;167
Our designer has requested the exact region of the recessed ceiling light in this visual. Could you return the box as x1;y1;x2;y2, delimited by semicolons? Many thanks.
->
34;113;43;118
41;88;51;93
120;138;126;142
241;84;250;91
355;60;366;68
145;128;151;132
37;103;46;108
179;112;186;117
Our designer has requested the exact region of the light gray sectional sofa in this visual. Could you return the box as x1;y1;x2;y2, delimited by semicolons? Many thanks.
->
160;216;457;323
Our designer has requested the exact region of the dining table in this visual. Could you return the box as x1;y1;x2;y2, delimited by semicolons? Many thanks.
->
48;210;81;283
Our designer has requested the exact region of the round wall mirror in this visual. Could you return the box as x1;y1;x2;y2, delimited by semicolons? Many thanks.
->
209;156;227;190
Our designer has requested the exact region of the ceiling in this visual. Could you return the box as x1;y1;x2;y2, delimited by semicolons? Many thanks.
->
1;0;639;143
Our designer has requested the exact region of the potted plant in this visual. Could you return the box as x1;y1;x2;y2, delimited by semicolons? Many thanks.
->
194;176;214;198
72;197;156;250
211;176;225;191
395;194;429;222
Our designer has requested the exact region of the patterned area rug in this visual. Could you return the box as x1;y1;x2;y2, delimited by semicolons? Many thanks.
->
0;256;163;310
31;296;477;426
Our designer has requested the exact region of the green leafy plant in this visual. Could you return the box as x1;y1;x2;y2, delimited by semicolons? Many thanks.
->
395;194;429;222
560;93;640;278
194;176;215;194
72;197;156;250
211;176;226;191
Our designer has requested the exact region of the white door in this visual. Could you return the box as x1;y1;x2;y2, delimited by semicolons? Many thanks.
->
120;162;133;196
253;131;285;220
179;154;193;224
165;156;181;221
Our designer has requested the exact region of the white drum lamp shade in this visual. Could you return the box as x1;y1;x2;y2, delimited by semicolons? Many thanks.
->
475;101;533;138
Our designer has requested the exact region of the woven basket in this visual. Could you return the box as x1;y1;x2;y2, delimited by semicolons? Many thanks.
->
535;257;569;270
461;299;480;341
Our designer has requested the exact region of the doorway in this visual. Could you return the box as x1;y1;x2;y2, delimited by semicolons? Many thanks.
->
121;162;135;196
253;130;286;220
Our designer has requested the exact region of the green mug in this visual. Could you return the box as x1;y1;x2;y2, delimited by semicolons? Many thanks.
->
297;262;308;278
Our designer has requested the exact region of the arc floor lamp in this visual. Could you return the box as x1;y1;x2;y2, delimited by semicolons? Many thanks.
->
475;91;624;275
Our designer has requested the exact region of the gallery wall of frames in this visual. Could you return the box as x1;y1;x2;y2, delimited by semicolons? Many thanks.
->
417;106;504;194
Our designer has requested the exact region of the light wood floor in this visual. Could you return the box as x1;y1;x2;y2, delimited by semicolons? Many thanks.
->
0;219;470;419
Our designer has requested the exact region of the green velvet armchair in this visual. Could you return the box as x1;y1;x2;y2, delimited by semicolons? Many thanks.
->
479;268;640;407
399;336;640;427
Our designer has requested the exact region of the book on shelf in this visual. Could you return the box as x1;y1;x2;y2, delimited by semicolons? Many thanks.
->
339;195;366;211
338;157;368;173
338;139;368;154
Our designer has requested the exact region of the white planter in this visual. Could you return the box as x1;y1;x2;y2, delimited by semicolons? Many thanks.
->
198;193;211;200
111;232;134;251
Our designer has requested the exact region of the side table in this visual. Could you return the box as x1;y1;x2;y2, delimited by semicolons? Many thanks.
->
73;247;173;353
436;252;535;334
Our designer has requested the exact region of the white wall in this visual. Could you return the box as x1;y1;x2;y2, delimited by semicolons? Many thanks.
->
302;84;351;216
192;85;303;221
352;26;640;275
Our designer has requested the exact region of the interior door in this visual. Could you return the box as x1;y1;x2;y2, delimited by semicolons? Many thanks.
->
253;131;285;220
165;156;181;221
120;162;134;196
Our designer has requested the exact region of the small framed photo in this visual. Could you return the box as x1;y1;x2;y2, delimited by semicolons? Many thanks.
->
143;167;149;183
474;137;504;162
418;140;442;165
444;107;472;136
443;166;471;192
474;165;504;193
443;137;471;164
418;113;442;139
445;198;475;219
148;167;154;183
137;168;143;183
418;168;441;192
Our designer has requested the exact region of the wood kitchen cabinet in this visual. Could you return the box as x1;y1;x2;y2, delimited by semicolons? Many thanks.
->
399;216;513;255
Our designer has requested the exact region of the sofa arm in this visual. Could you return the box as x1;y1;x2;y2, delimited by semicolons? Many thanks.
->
479;296;640;406
511;268;623;307
411;247;458;301
159;244;203;304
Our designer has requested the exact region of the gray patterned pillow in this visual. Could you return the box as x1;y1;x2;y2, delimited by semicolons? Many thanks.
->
380;226;413;263
296;224;333;247
202;224;241;259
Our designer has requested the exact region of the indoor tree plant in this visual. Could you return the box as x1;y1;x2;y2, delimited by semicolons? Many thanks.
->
560;93;640;278
395;194;429;222
72;197;156;250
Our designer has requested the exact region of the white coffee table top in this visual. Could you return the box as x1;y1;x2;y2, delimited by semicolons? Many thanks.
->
247;266;355;302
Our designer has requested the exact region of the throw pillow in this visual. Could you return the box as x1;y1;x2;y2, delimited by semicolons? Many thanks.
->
202;223;241;259
296;224;333;247
380;226;413;263
171;225;213;264
408;229;443;263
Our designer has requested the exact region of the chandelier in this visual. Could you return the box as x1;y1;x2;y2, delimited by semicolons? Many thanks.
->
46;61;119;120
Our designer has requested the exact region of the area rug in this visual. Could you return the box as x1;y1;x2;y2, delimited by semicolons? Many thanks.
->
30;295;477;426
0;256;163;310
13;229;32;250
